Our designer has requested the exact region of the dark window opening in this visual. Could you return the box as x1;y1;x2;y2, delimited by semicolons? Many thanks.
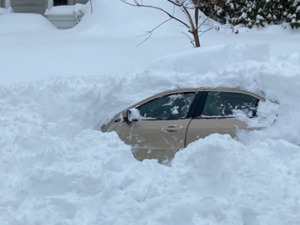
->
54;0;68;6
201;92;259;118
137;93;196;120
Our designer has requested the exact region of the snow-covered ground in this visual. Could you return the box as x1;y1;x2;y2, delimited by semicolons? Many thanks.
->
1;1;300;225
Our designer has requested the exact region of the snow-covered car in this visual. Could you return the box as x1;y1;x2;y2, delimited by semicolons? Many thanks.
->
101;87;265;163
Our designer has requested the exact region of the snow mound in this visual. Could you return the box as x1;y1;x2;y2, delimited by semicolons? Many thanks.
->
1;2;300;223
0;13;56;34
1;44;300;224
146;43;270;74
75;0;186;37
0;7;13;14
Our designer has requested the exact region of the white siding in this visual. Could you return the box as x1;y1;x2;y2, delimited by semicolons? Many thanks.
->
8;0;88;14
74;0;88;4
68;0;88;5
46;13;77;28
11;0;47;14
0;0;6;8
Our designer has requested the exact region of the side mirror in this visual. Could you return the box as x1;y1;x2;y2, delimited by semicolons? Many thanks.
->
123;108;141;123
122;110;129;123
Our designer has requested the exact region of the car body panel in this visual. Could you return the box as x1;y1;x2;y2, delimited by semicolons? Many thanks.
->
186;118;247;146
107;119;191;163
102;87;266;163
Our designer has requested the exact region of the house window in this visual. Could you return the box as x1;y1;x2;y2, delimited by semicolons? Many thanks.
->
54;0;68;6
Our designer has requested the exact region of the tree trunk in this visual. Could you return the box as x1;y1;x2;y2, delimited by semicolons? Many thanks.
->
193;30;201;47
193;3;200;47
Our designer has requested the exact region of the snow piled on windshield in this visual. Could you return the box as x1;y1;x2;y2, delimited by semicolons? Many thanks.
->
1;1;300;224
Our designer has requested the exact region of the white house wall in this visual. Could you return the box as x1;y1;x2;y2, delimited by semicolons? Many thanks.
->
74;0;88;4
11;0;48;14
9;0;88;15
4;0;89;29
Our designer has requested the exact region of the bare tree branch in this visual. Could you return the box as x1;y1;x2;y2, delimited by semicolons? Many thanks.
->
120;0;216;47
181;31;195;47
194;2;199;29
198;17;209;29
137;18;172;47
121;0;190;28
166;0;195;9
199;26;213;36
182;6;194;32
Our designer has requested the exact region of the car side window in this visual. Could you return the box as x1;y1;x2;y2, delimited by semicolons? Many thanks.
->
201;91;259;118
137;93;196;120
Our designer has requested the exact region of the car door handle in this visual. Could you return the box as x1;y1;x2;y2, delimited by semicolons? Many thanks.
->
162;125;183;133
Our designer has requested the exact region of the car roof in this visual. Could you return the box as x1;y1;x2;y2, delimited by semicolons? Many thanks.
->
125;87;265;111
103;87;266;128
145;87;263;100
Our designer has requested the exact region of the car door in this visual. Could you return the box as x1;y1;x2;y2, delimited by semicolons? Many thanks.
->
186;90;260;145
108;92;197;163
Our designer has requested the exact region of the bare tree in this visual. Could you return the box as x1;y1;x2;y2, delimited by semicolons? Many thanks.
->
121;0;213;48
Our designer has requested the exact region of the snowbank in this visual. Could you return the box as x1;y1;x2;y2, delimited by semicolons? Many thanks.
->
75;0;187;37
0;13;56;34
1;2;300;225
1;44;300;224
0;7;13;14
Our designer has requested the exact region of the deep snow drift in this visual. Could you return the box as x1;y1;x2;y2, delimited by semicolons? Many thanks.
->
1;1;300;225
